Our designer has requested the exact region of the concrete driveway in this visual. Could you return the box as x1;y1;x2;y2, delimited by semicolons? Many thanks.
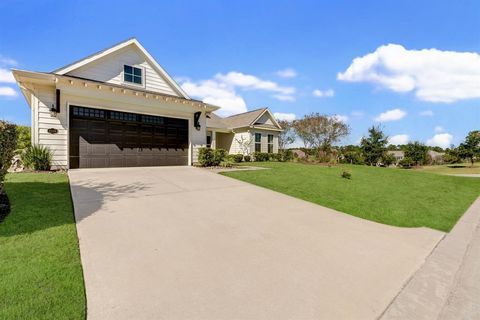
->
69;166;443;320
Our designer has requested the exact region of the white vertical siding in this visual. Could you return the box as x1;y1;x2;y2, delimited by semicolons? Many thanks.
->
67;46;179;96
35;86;68;169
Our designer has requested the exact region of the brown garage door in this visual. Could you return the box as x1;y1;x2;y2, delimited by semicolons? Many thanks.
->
69;105;188;169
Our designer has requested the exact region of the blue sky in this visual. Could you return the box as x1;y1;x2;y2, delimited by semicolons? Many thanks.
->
0;0;479;147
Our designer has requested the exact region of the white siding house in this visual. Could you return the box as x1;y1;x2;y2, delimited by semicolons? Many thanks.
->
13;38;282;169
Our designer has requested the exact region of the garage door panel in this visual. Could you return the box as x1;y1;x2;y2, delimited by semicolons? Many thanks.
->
69;105;188;169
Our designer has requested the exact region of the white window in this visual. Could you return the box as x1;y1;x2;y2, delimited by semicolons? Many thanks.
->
255;133;262;152
268;134;274;153
124;65;142;85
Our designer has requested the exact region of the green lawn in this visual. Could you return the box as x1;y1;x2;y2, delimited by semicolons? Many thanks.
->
223;162;480;232
0;173;85;320
416;162;480;175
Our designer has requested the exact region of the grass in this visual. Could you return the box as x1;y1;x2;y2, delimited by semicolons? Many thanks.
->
416;162;480;175
223;162;480;232
0;173;85;320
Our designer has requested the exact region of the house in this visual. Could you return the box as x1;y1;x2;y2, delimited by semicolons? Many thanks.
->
206;109;282;155
387;150;405;164
12;38;281;169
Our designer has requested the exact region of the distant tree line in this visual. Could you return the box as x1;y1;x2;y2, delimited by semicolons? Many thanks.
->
278;116;479;168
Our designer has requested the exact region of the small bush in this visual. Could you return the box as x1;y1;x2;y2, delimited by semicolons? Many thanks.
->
219;159;234;168
341;171;352;179
198;147;214;167
15;125;31;150
21;145;52;171
213;149;227;165
253;152;269;162
0;121;17;188
398;157;414;169
282;149;294;161
198;147;228;167
273;153;283;161
244;155;251;162
232;154;244;163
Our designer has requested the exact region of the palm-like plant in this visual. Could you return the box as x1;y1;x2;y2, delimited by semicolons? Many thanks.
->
21;145;52;171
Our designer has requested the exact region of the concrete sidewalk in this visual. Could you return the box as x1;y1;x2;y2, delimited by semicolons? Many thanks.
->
69;166;444;320
381;197;480;320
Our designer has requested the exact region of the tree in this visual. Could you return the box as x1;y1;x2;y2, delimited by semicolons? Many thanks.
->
292;113;350;153
382;153;396;166
277;120;296;151
458;130;480;166
360;126;388;166
404;141;428;166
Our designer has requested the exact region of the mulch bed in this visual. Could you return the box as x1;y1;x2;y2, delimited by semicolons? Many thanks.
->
0;189;10;223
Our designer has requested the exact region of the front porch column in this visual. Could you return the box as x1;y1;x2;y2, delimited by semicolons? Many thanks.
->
211;131;217;149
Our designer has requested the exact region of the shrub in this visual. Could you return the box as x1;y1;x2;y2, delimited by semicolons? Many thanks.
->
219;159;234;168
253;152;269;162
273;153;283;161
341;171;352;179
244;155;251;162
382;153;396;167
197;147;228;167
282;149;294;161
0;121;17;189
21;145;53;171
213;149;227;165
15;125;31;151
398;157;414;169
198;147;214;167
232;154;244;163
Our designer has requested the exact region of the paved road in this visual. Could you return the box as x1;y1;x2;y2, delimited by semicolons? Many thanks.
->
69;166;443;320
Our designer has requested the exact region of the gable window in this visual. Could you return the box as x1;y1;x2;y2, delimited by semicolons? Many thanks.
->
268;134;274;153
124;65;142;85
255;133;262;152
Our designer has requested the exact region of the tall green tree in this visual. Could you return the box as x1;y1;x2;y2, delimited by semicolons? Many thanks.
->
458;130;480;166
360;126;388;165
404;141;428;166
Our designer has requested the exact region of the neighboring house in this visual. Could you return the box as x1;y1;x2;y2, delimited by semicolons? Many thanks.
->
206;109;282;155
12;38;281;169
387;150;445;165
427;150;445;164
387;150;405;164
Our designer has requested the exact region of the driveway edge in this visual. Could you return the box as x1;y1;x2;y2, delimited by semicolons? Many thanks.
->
380;197;480;320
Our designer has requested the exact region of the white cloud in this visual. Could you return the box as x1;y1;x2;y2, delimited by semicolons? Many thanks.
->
215;72;295;95
0;86;17;97
434;126;445;133
276;68;297;78
180;71;297;116
0;55;17;66
389;134;410;145
274;112;296;121
0;68;15;83
330;114;349;123
272;94;295;102
351;111;364;117
374;108;407;122
312;89;335;97
180;79;247;117
338;43;480;103
420;110;434;116
427;133;453;148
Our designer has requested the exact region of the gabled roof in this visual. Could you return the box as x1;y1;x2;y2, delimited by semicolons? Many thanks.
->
53;38;190;99
206;108;283;131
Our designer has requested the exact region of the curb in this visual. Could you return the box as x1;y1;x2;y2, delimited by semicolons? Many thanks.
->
380;197;480;319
